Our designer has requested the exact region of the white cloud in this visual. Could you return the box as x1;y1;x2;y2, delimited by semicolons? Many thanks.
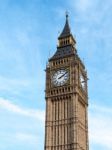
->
0;97;45;121
0;75;39;97
75;0;91;12
89;103;112;149
0;76;30;89
15;133;37;144
0;97;45;149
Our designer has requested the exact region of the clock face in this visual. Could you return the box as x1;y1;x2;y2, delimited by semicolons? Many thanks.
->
52;69;69;86
80;74;85;89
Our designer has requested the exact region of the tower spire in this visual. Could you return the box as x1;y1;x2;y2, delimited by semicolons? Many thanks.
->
66;11;69;20
49;14;76;61
58;12;71;39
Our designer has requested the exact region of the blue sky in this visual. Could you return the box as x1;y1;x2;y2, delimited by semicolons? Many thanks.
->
0;0;112;149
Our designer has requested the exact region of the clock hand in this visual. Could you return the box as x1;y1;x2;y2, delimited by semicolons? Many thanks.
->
58;72;67;79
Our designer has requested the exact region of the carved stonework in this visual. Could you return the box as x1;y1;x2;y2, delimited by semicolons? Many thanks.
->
44;15;89;150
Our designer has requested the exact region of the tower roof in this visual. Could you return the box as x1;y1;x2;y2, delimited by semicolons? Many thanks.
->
49;45;75;61
49;13;76;61
58;13;71;39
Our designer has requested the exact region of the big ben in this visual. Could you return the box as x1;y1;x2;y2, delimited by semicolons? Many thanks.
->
44;14;89;150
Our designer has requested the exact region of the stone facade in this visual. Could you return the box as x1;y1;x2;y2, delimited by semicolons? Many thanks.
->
44;15;89;150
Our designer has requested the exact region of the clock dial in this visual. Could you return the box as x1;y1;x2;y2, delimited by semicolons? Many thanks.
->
80;74;85;89
52;69;69;86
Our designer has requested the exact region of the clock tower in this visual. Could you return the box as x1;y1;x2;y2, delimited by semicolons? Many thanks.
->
44;14;89;150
